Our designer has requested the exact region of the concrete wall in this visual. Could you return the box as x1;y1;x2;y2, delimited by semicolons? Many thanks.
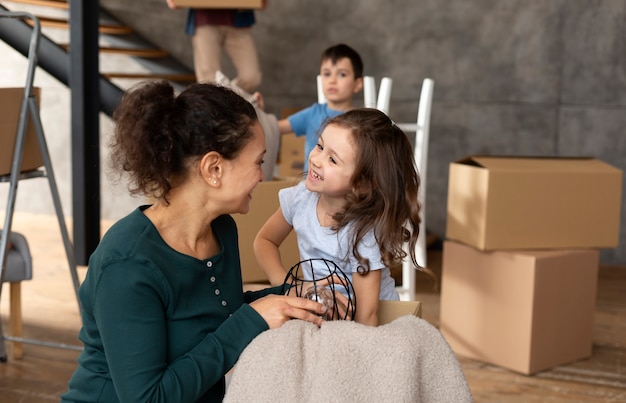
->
4;0;626;264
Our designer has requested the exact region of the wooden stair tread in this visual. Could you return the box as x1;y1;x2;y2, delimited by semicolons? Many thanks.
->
102;72;196;82
6;0;68;9
25;15;133;35
99;47;168;58
57;43;169;58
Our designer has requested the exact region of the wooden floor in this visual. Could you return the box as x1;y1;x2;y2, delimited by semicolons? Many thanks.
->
1;212;625;402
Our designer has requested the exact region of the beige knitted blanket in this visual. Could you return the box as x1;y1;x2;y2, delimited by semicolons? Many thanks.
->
224;316;473;402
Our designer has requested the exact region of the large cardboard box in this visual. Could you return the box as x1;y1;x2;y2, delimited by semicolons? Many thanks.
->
233;179;301;283
279;134;306;178
170;0;263;8
446;156;622;250
0;88;43;177
439;240;599;375
278;107;306;178
377;300;422;325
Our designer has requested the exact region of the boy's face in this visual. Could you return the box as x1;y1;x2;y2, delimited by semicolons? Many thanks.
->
319;57;363;106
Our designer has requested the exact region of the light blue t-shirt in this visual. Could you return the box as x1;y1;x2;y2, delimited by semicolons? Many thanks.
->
287;103;344;171
279;181;399;301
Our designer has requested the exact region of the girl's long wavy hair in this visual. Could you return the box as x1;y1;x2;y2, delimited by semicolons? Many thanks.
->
328;108;423;274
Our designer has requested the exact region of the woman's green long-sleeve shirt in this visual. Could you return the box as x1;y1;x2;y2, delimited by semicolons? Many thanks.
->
62;207;281;402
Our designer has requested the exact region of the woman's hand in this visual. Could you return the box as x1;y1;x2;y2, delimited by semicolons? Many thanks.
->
285;282;353;321
250;294;327;328
165;0;178;10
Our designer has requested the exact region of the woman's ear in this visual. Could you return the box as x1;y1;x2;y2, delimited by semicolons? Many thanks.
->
199;151;222;186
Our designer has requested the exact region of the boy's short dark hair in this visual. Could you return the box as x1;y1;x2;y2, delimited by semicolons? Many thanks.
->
321;44;364;79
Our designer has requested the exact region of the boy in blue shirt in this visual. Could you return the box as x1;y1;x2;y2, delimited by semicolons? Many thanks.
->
273;44;364;171
278;44;363;171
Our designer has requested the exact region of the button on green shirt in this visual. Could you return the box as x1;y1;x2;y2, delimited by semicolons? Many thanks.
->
62;207;280;402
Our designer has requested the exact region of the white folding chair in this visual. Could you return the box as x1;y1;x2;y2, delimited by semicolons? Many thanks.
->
396;78;435;301
375;77;393;115
317;75;392;114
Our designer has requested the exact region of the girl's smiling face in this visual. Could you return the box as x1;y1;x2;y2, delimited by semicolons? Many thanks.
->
306;123;357;199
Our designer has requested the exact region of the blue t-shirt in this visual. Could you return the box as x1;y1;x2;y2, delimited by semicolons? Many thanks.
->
279;182;399;301
287;103;344;171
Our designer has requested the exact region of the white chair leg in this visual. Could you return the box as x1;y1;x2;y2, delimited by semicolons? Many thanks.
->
398;78;434;301
376;77;393;115
363;76;376;108
316;75;326;104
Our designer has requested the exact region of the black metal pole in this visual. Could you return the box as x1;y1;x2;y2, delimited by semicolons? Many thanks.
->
69;0;100;265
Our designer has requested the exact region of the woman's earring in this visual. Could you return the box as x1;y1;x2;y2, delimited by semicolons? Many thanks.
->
212;179;218;185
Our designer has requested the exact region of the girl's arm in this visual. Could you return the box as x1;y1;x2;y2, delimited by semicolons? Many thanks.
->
254;208;294;285
351;269;382;326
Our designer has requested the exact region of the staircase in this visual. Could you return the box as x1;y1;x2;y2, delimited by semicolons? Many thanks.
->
0;0;196;115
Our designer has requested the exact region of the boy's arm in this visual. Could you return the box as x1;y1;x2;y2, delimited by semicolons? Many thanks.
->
351;269;382;326
278;118;293;134
254;208;294;286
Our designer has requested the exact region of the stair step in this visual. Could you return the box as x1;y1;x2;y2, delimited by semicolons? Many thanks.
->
102;72;196;83
58;43;169;59
6;0;68;9
99;46;168;58
25;15;133;35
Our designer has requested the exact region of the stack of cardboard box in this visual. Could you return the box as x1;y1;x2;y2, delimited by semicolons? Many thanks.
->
439;156;623;374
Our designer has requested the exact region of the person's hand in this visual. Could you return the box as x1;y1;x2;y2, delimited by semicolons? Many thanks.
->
284;277;354;321
166;0;178;10
250;294;327;328
251;92;265;110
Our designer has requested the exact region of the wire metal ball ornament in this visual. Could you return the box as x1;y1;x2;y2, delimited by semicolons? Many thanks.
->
280;258;356;321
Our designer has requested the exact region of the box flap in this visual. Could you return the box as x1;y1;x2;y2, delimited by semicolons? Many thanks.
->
377;300;422;325
456;156;622;174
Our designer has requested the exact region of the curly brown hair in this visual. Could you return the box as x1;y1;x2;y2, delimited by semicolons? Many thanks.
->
326;109;423;274
108;81;257;202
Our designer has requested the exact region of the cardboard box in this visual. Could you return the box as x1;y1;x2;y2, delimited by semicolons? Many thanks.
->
169;0;263;8
242;283;423;325
279;134;306;178
439;240;599;375
0;88;43;177
446;156;622;250
233;179;301;283
377;300;422;325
